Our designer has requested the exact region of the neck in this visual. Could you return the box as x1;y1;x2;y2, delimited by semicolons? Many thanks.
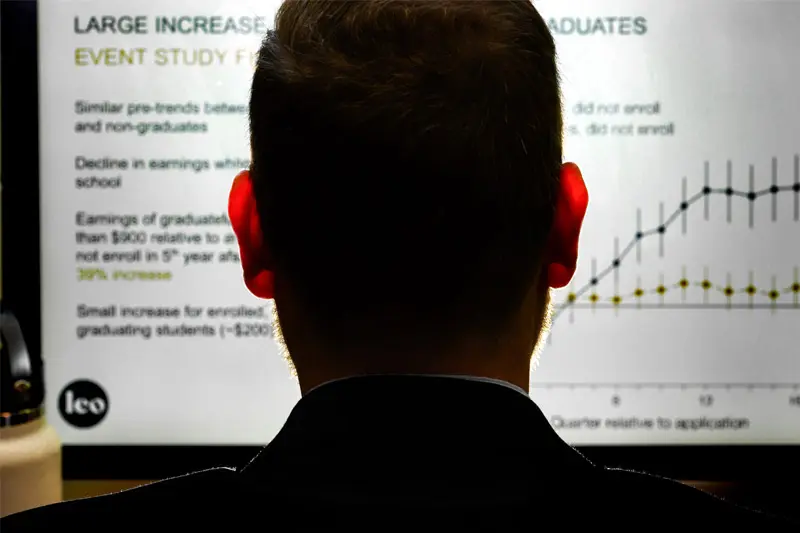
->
292;340;534;395
274;291;547;396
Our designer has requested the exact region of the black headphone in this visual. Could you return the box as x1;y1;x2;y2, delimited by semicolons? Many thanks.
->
1;311;45;428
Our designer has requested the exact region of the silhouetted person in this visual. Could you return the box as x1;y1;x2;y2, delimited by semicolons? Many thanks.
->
4;1;794;529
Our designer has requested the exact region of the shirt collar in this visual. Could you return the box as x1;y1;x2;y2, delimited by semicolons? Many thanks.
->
306;373;529;397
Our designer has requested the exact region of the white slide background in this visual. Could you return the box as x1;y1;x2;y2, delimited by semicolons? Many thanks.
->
38;0;800;445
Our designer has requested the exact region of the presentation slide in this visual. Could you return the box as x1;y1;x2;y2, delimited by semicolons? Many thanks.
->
38;0;800;446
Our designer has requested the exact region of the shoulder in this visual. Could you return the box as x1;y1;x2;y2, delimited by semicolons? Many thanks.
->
595;466;796;527
0;468;239;532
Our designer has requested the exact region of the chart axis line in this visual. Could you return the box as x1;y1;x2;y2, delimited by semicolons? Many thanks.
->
531;382;800;390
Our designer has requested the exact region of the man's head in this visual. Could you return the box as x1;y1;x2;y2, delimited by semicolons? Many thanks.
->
230;0;588;392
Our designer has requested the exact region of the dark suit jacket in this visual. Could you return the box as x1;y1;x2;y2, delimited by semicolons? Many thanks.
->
3;375;795;530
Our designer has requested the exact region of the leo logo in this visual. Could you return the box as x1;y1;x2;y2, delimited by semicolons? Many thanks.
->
58;379;109;429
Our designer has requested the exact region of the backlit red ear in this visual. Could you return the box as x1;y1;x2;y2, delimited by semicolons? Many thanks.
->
228;170;275;299
546;163;589;289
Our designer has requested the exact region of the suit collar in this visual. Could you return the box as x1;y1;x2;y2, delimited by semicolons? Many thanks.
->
242;375;592;489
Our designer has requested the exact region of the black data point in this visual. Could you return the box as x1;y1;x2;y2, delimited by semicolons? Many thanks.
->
702;186;712;195
725;187;734;196
590;277;598;286
770;185;780;194
635;231;643;240
794;183;800;192
612;259;620;268
657;225;666;234
680;201;688;210
747;192;757;201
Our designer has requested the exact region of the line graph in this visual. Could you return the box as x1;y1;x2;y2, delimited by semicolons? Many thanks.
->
525;4;800;444
556;268;800;308
553;155;800;321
